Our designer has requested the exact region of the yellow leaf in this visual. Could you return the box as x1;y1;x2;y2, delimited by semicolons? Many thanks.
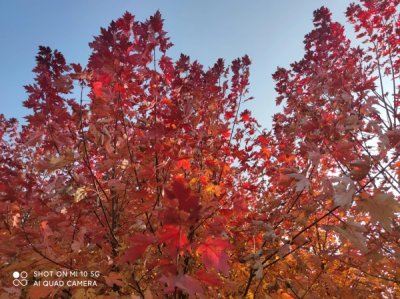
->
204;183;221;196
74;186;88;203
246;291;254;299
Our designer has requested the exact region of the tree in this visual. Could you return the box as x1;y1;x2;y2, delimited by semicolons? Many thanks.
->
0;1;399;298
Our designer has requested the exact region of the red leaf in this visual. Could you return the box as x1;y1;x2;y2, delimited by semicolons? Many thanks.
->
166;178;200;219
120;233;155;263
159;56;175;83
40;220;53;241
175;275;203;297
160;274;203;297
195;269;221;286
92;81;103;97
159;225;190;255
149;11;163;32
0;182;8;192
176;159;191;171
240;109;251;122
197;237;231;275
222;129;230;139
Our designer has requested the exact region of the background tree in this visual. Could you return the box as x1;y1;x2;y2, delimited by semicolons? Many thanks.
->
0;1;399;298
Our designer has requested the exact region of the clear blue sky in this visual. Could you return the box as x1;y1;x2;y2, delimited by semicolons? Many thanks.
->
0;0;353;129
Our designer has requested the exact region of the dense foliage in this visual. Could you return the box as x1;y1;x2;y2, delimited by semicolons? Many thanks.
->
1;1;399;298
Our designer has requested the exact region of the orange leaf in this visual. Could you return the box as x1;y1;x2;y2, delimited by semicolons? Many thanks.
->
28;286;55;299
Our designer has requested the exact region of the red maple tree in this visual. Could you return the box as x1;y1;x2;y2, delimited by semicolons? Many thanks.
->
1;1;399;298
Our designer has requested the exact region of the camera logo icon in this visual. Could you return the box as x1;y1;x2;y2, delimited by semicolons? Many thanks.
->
12;271;28;287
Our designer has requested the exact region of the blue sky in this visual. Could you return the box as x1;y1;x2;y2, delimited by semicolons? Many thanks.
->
0;0;353;129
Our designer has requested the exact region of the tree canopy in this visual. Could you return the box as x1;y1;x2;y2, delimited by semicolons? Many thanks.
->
1;1;400;298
